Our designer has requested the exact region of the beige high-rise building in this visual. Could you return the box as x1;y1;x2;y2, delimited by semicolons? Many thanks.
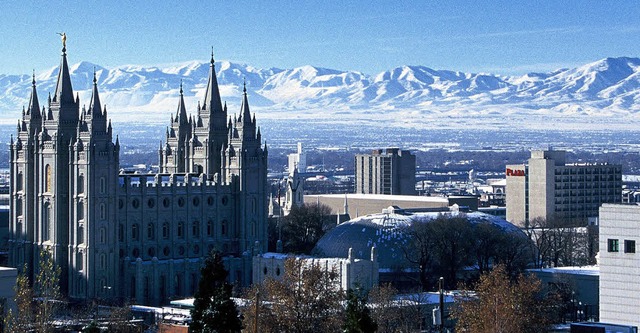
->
506;149;621;226
355;148;416;195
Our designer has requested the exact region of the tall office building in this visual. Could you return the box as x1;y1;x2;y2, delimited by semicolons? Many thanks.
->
506;149;621;226
355;148;416;195
288;142;307;173
9;42;268;305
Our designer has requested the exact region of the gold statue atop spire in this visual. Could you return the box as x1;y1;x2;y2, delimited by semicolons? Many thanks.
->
56;32;66;48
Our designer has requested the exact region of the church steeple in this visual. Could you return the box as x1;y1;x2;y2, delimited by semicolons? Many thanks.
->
202;49;223;115
240;80;251;125
176;82;188;125
26;72;41;119
89;70;102;116
53;43;74;105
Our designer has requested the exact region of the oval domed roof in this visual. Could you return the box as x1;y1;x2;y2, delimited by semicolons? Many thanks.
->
313;210;523;270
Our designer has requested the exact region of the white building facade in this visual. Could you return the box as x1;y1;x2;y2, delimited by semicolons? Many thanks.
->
599;204;640;327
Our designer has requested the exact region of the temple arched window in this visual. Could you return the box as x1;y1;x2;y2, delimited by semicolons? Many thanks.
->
45;165;52;192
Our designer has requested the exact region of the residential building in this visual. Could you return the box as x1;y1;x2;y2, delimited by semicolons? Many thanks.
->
506;149;621;226
355;148;416;195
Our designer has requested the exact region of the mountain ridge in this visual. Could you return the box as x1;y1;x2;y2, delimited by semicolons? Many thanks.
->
2;57;640;124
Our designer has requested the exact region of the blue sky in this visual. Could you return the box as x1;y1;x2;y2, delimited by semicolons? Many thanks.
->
1;1;639;76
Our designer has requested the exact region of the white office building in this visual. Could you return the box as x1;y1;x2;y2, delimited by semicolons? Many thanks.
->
599;204;640;327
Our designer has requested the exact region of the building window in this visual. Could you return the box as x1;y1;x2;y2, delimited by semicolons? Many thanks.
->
100;177;106;194
162;223;169;239
147;222;155;240
177;222;184;238
100;203;106;220
207;220;212;237
78;201;84;220
77;175;84;194
608;239;619;252
16;198;22;217
45;165;52;192
118;224;124;242
17;172;23;191
178;197;185;207
221;220;227;236
99;253;106;270
192;221;199;238
625;240;636;253
78;226;84;244
132;224;139;241
43;202;51;241
77;252;83;271
100;227;106;244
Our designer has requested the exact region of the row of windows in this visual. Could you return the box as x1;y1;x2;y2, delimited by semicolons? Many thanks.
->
554;167;621;175
118;195;227;210
607;239;636;253
119;220;228;242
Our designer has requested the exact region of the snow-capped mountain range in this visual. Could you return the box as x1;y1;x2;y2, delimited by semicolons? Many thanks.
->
2;57;640;127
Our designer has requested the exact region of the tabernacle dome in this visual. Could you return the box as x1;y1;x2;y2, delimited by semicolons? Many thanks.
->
312;207;525;271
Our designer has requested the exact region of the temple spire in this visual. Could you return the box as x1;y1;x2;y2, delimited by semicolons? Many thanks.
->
176;81;188;125
27;70;40;118
202;48;223;115
89;69;102;116
53;38;74;104
240;79;251;124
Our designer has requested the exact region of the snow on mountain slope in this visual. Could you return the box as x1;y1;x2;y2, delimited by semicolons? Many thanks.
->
2;57;640;125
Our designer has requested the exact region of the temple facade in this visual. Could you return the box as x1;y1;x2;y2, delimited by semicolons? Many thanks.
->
8;43;268;305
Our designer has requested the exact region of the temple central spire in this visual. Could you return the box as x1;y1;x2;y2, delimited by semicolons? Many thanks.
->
53;38;75;105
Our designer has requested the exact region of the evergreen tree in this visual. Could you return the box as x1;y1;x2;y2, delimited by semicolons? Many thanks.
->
190;250;242;333
343;288;377;333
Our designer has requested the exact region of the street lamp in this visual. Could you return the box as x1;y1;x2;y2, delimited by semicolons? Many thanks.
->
439;277;444;333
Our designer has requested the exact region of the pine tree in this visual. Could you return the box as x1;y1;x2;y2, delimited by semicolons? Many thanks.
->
343;288;377;333
189;250;242;333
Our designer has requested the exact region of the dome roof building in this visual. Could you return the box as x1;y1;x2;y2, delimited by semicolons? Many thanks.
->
313;207;525;272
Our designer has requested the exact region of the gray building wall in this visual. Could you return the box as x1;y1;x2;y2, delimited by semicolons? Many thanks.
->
355;148;416;196
8;47;268;305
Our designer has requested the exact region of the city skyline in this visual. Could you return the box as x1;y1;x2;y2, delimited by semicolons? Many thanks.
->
1;1;639;76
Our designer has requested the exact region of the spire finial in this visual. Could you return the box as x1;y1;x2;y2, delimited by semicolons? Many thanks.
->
243;78;247;94
57;32;67;52
180;80;183;95
93;67;97;84
211;47;215;64
32;70;36;86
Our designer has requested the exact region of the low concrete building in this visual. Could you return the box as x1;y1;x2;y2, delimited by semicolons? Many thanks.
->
305;193;449;217
252;248;379;291
528;266;599;321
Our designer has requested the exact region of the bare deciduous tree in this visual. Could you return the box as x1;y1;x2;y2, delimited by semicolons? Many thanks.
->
242;258;344;333
453;265;552;333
